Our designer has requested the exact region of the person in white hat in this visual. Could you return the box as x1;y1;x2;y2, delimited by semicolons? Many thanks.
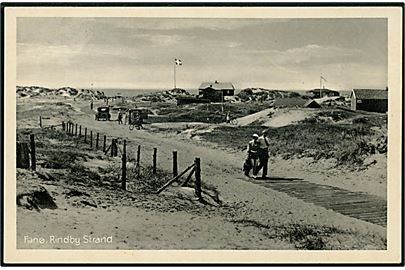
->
254;129;270;178
243;133;260;177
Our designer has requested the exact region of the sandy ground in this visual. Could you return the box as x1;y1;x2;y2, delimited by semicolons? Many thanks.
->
16;97;387;250
262;108;317;127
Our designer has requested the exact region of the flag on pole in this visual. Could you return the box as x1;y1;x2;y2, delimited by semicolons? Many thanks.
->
175;58;182;66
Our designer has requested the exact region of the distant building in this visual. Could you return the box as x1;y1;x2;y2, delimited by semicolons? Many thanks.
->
198;81;235;102
176;96;210;105
273;97;321;108
350;89;388;113
306;88;340;98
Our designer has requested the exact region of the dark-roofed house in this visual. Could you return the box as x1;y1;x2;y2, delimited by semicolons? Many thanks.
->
306;88;340;98
350;89;388;113
198;81;235;102
274;97;321;108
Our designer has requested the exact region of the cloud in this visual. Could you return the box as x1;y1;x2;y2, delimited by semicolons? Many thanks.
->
104;18;280;31
269;44;366;67
16;18;387;89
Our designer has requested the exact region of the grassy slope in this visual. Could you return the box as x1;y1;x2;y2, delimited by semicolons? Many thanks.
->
17;128;387;250
201;109;387;167
150;102;272;123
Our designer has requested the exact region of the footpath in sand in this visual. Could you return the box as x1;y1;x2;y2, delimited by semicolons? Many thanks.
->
16;99;387;249
236;108;317;127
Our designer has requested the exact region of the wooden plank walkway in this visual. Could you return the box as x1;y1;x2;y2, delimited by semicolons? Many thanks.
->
245;177;387;227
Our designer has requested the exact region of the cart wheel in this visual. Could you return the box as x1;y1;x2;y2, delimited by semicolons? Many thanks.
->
136;125;141;130
129;125;134;130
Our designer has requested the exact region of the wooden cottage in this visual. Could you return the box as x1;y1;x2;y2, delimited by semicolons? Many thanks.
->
198;81;235;102
350;89;388;113
306;88;340;98
273;97;321;108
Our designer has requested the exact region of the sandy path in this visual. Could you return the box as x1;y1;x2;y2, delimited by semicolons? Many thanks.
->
262;108;316;127
16;98;387;250
236;108;274;126
67;104;386;237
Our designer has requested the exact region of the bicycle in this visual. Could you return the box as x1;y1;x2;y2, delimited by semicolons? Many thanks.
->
226;117;238;125
129;123;142;130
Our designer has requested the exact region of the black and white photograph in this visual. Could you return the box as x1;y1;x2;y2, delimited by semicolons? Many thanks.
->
2;4;403;265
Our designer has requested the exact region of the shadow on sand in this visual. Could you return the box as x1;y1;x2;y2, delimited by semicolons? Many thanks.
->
252;176;304;182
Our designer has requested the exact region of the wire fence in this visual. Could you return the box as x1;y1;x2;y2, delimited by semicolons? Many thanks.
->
17;118;204;201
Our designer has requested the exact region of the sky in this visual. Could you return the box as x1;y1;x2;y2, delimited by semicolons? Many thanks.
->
17;17;387;90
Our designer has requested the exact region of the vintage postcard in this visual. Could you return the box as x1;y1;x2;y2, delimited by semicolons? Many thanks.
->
2;4;403;265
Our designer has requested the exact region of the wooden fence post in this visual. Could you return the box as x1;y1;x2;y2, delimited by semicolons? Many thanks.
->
90;131;93;148
39;116;42;128
114;139;118;157
155;163;195;194
121;140;127;190
111;139;115;157
172;151;178;177
194;157;202;200
153;148;157;174
182;166;196;187
75;124;78;136
62;121;65;131
103;135;106;152
17;142;30;169
84;128;87;143
136;145;141;175
79;125;82;136
30;134;36;171
96;133;99;149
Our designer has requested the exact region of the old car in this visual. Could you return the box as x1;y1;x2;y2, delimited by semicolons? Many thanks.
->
95;106;111;121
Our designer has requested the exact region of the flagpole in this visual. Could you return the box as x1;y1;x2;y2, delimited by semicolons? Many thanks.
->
320;76;322;98
174;61;176;89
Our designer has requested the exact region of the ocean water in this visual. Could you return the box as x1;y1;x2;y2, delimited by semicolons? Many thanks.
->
99;88;351;97
99;88;199;97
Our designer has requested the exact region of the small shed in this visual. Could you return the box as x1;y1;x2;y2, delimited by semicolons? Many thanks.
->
198;81;235;102
304;100;321;108
306;88;340;98
274;97;320;108
350;89;388;113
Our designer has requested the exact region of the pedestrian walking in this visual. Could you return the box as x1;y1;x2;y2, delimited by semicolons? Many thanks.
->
117;110;123;125
123;112;128;125
243;134;260;177
254;130;270;178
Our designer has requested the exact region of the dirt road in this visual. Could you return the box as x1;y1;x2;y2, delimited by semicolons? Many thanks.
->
16;98;387;250
71;102;386;234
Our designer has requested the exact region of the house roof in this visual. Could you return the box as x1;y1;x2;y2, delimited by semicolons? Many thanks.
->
307;88;339;94
273;97;308;107
199;82;234;90
303;100;321;108
352;89;388;100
